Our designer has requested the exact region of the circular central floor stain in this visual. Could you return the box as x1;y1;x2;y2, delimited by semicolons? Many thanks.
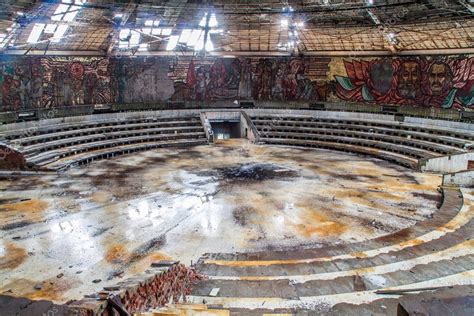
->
0;139;442;302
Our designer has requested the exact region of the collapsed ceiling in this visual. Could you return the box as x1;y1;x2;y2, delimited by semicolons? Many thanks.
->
0;0;473;56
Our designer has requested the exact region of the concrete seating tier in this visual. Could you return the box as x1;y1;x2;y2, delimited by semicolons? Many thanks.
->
8;119;202;147
2;116;202;141
250;115;473;169
0;115;207;170
46;139;208;171
251;115;474;143
189;188;474;312
258;138;419;169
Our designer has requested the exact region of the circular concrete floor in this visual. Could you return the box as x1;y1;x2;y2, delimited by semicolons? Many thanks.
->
0;140;441;303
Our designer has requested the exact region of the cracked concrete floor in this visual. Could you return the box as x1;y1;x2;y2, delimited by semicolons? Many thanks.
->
0;140;441;303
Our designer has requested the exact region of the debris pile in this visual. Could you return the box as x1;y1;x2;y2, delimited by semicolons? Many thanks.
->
69;261;206;315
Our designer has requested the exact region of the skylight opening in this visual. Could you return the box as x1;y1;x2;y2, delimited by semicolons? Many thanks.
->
187;29;202;47
51;25;69;43
44;24;58;34
161;28;172;36
52;4;70;21
119;28;130;40
194;32;205;51
209;13;218;28
144;19;160;27
63;10;79;22
209;29;223;34
205;37;214;51
199;14;207;27
52;1;86;22
0;23;18;49
118;29;141;49
27;23;45;43
27;0;86;45
141;28;152;35
166;35;179;50
0;34;6;49
178;29;192;43
129;31;140;46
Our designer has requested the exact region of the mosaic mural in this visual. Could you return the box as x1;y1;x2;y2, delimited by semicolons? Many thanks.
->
169;57;332;102
0;55;472;111
0;57;113;110
335;57;474;110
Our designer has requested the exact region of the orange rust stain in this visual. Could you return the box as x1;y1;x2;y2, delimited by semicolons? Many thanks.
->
0;277;76;302
0;199;48;213
351;252;368;258
28;278;75;302
105;244;129;263
295;221;347;238
0;199;49;223
293;206;347;238
89;191;111;204
353;266;376;274
399;238;424;248
0;242;27;270
128;252;172;274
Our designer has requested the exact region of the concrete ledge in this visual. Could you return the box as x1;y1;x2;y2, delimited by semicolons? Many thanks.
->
422;152;474;173
443;170;474;188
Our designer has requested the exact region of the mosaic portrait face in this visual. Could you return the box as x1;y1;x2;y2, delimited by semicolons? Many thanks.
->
397;61;420;99
428;62;452;95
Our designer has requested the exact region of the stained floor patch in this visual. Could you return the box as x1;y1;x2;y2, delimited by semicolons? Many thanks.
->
0;140;441;303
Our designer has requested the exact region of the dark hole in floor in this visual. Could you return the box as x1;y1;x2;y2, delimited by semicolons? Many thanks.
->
218;163;298;181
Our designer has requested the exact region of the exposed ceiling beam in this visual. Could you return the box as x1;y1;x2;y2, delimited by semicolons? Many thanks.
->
106;2;136;55
4;47;473;57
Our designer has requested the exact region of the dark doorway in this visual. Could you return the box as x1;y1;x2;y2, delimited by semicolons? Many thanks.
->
210;121;241;140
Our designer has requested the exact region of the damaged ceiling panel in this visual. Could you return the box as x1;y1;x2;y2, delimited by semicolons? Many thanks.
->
0;0;472;56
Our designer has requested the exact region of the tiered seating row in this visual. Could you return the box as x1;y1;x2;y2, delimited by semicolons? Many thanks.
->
10;119;202;147
252;115;474;142
189;188;474;311
0;115;207;170
251;115;473;169
22;126;204;156
2;116;200;141
48;139;207;171
28;132;206;167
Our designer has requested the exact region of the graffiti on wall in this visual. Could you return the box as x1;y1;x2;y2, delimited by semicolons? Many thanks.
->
335;57;474;109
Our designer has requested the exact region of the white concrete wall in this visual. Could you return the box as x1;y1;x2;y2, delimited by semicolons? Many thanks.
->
203;111;241;121
240;112;257;142
199;113;213;143
421;152;474;173
443;170;474;187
